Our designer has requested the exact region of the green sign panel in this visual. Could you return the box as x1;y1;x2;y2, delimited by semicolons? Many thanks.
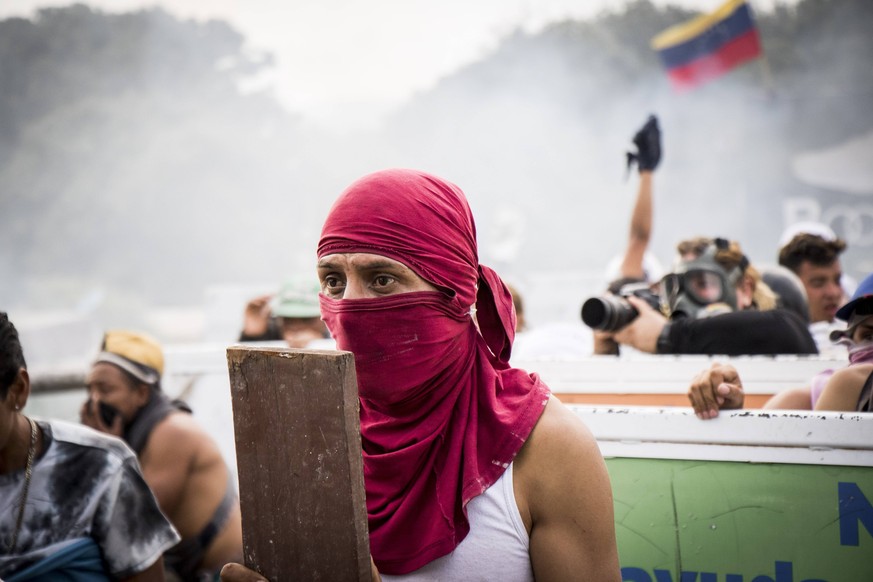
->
607;458;873;582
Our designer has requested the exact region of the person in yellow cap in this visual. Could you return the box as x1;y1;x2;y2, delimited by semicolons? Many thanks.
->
80;330;243;581
238;275;332;348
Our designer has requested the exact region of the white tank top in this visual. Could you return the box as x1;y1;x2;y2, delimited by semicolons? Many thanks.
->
381;463;534;581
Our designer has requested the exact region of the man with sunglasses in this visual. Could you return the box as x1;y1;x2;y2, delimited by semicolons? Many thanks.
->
610;237;817;356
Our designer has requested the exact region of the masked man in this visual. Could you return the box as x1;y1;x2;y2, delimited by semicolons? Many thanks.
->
81;331;243;581
221;168;621;581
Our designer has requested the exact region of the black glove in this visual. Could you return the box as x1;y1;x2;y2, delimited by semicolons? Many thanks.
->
626;114;661;173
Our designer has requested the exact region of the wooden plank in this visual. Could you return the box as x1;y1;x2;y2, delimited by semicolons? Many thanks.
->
226;346;370;581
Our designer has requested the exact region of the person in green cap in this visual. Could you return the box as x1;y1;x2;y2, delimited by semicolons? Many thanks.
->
238;276;332;348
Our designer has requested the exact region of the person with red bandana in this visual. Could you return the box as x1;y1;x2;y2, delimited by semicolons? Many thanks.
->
221;169;621;581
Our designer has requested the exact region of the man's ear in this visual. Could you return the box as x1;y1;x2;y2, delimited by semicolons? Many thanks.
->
133;382;151;407
8;368;31;410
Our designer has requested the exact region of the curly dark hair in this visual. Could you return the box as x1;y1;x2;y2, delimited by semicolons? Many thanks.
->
1;312;27;399
778;234;846;274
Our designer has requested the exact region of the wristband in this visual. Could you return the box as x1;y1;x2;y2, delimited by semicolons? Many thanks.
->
656;322;673;354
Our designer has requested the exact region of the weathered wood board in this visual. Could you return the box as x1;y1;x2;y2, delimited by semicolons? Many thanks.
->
227;347;370;581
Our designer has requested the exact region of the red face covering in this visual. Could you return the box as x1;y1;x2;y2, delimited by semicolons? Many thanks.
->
318;169;550;575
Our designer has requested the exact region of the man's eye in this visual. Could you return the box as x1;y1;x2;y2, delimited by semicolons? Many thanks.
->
322;276;344;292
374;275;394;287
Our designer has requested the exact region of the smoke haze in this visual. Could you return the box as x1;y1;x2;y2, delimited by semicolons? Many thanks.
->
2;0;871;349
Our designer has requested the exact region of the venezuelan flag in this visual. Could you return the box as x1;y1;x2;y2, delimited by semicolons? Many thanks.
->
651;0;762;91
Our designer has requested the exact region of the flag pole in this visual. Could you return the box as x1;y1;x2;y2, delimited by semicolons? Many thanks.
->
757;51;776;99
749;0;776;98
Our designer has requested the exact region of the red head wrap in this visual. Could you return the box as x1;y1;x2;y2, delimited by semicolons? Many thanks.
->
318;169;550;574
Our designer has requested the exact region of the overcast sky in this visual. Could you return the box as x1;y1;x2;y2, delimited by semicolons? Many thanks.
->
2;0;792;127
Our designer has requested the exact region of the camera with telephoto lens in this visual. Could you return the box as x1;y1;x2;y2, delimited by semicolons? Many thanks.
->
581;283;661;332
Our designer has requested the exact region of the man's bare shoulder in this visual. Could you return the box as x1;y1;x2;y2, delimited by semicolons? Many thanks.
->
515;398;621;581
526;397;598;456
147;411;215;456
154;410;208;436
515;397;601;492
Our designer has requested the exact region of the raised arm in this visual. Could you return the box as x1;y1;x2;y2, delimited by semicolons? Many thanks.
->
619;171;653;279
619;115;661;279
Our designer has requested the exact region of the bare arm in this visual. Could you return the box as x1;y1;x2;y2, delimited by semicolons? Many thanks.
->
814;365;872;411
763;387;812;410
516;398;620;581
242;294;274;337
139;416;197;517
618;171;652;280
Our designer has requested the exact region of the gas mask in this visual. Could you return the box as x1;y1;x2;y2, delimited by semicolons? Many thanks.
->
659;239;746;320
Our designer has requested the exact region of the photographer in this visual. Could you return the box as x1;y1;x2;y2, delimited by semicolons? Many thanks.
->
589;237;818;356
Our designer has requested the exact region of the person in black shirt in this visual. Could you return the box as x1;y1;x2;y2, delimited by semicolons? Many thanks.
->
611;237;818;356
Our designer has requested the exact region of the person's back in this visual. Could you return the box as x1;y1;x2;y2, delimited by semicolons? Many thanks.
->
138;409;243;576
